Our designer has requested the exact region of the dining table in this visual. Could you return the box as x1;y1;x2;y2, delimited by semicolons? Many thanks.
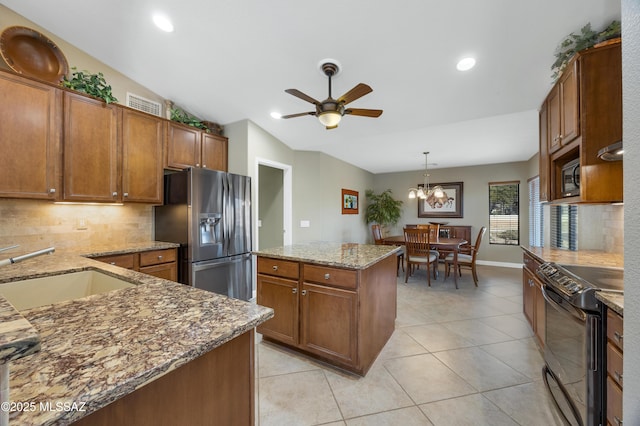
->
381;235;468;288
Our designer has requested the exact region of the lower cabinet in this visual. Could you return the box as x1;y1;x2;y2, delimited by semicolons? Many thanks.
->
522;252;545;348
605;308;623;426
256;254;396;375
93;248;177;282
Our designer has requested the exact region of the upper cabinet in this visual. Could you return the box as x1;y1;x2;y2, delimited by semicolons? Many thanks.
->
0;71;62;200
121;108;165;204
539;41;623;203
165;122;228;172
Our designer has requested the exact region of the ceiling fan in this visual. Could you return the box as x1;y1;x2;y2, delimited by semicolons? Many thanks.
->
281;61;383;129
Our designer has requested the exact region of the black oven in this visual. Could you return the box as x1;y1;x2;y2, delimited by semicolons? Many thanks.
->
536;263;623;426
561;158;581;197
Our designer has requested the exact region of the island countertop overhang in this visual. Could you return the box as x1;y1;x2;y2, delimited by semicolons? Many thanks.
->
253;242;400;269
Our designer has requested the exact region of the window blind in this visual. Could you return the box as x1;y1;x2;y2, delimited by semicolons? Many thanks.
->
528;177;544;247
550;205;578;250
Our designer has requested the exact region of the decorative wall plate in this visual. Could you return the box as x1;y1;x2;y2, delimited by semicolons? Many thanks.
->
0;26;69;83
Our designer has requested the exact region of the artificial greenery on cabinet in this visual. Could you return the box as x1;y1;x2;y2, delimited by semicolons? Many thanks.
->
61;68;118;103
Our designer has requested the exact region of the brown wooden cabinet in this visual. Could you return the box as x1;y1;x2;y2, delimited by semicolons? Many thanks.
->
540;41;623;203
63;92;120;203
522;251;545;348
93;248;178;282
0;71;62;200
121;108;165;204
166;122;228;172
256;253;396;375
605;308;623;426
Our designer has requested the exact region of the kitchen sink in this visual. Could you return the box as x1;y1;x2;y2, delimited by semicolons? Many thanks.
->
0;270;135;311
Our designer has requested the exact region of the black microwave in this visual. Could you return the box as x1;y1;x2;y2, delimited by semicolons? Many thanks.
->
561;158;580;197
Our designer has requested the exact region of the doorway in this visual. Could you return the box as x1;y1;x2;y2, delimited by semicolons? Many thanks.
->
255;158;292;250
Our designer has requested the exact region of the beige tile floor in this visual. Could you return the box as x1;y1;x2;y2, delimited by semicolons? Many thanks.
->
257;265;566;426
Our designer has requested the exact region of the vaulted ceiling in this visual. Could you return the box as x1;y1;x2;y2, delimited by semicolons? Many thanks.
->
1;0;621;173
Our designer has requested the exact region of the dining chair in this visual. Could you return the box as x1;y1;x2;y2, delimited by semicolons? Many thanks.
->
372;224;404;275
403;227;438;286
444;226;486;286
416;224;441;260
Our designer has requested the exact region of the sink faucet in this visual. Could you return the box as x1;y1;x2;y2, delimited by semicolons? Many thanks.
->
0;247;55;267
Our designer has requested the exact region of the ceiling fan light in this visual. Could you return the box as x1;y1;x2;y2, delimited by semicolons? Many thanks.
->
318;111;342;127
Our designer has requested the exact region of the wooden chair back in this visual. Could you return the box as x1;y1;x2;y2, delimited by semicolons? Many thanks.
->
470;227;487;261
371;224;383;245
416;224;440;240
403;227;432;258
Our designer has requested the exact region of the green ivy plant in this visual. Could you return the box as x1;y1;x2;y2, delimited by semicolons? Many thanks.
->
364;189;403;235
61;67;118;104
552;21;621;81
170;107;210;132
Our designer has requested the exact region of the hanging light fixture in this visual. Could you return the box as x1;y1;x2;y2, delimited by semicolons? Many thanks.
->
408;152;445;199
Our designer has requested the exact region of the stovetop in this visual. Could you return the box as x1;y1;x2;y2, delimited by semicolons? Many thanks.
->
536;262;623;311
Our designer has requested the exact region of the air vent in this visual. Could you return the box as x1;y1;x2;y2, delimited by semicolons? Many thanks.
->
126;92;162;117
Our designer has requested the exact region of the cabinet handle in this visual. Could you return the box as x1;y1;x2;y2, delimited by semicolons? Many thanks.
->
196;163;200;167
528;279;534;287
614;331;624;345
272;265;278;271
614;415;623;426
49;188;56;194
109;262;116;265
124;192;129;198
301;290;307;296
324;273;330;280
203;164;207;168
614;370;623;384
157;255;163;260
292;288;297;294
112;192;118;197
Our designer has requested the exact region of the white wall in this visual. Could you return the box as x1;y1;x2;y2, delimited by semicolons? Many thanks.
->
372;161;531;264
622;0;640;422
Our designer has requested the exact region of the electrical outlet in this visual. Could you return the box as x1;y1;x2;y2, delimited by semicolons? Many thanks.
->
76;217;88;230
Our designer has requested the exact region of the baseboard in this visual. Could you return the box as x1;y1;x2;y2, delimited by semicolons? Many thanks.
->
476;260;522;269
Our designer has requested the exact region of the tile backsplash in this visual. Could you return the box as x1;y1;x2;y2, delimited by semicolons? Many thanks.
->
578;203;624;254
0;199;153;253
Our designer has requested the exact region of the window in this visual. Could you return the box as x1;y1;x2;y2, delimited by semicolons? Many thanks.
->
528;176;544;247
551;205;578;250
489;181;519;245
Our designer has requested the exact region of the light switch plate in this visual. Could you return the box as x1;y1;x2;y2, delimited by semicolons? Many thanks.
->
300;220;310;228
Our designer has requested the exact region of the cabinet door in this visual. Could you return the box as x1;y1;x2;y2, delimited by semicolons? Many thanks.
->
140;263;177;281
300;282;357;365
0;72;61;199
539;102;550;201
547;86;562;154
522;268;535;329
63;92;120;202
166;122;201;170
122;109;164;203
201;133;228;171
559;62;579;145
256;274;299;345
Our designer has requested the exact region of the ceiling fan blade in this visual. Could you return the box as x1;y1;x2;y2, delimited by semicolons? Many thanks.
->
337;83;373;105
280;111;316;119
285;89;321;105
344;108;383;118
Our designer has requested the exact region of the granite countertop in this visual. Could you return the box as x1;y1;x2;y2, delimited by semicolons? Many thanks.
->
0;244;273;425
522;245;624;313
254;242;400;269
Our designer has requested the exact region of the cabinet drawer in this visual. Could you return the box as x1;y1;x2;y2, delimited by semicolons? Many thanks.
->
257;257;299;279
607;309;624;350
606;376;623;426
607;343;623;388
140;249;177;267
140;262;177;281
95;253;135;269
522;252;541;273
303;264;357;289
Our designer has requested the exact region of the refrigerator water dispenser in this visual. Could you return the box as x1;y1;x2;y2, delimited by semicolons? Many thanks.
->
199;213;221;245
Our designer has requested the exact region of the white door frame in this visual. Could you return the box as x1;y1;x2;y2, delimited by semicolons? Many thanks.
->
255;157;293;248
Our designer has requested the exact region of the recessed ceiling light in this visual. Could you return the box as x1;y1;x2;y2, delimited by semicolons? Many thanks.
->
270;112;282;119
153;14;174;32
456;57;476;71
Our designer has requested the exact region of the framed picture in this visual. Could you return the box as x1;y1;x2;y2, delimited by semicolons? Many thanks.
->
342;189;359;214
417;182;463;218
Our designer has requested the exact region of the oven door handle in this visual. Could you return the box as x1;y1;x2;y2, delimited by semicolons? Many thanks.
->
540;284;587;322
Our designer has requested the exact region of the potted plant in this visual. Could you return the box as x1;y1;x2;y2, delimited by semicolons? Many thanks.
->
364;189;403;236
61;67;118;103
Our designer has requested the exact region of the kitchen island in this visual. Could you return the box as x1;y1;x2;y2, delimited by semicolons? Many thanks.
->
254;242;399;376
0;250;273;425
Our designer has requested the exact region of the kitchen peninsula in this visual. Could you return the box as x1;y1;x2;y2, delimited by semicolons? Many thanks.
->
0;250;273;425
255;242;399;376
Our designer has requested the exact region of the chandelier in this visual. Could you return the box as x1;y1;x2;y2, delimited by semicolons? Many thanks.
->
408;152;444;199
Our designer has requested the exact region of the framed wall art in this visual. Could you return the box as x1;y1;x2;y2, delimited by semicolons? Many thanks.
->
342;189;359;214
417;182;463;218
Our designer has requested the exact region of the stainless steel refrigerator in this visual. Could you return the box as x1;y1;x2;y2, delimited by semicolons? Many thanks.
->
154;168;252;301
